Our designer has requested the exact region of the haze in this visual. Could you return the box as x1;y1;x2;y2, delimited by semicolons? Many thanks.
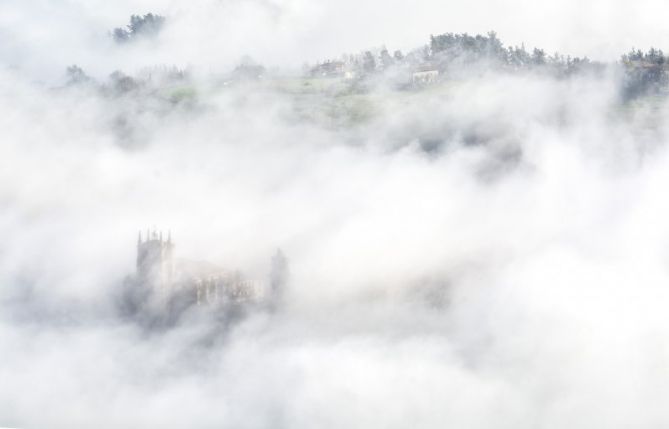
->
2;1;669;428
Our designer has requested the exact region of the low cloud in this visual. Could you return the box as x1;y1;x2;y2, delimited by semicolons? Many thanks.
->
3;2;669;428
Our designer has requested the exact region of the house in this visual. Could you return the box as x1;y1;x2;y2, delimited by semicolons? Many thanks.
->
412;66;439;86
310;60;347;78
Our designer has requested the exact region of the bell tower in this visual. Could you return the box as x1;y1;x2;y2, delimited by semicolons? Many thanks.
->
136;229;174;294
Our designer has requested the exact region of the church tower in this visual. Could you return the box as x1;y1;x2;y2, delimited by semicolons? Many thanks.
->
136;230;174;295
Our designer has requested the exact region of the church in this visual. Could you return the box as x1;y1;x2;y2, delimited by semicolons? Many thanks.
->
129;230;267;317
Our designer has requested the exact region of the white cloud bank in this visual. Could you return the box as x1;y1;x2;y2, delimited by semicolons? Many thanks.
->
2;1;669;428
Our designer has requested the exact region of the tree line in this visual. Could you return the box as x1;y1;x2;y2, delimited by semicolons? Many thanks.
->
309;31;600;80
62;14;669;100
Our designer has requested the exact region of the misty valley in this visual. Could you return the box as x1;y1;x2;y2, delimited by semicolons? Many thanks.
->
3;7;669;429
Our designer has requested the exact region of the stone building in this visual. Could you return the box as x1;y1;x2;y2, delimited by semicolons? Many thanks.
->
131;231;262;313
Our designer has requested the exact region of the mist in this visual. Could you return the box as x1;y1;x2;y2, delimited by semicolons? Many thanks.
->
3;1;669;428
6;0;669;82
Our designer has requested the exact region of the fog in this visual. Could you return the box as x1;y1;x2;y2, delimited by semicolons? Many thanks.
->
3;1;669;428
5;0;669;82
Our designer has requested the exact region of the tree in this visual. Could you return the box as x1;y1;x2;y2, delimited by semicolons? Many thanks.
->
65;65;90;85
532;48;546;66
112;13;166;44
508;45;530;68
379;48;394;70
109;70;138;93
232;56;265;80
112;27;130;43
620;47;669;99
485;31;504;60
429;31;509;67
362;51;376;73
129;13;165;36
